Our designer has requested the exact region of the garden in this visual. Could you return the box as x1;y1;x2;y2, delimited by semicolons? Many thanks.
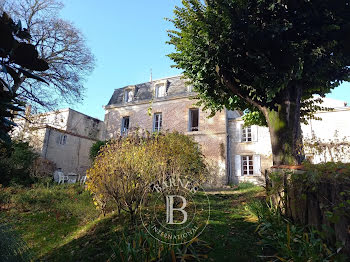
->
1;132;349;261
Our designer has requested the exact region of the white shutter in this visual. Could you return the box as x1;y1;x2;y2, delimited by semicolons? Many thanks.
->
253;155;261;175
234;124;242;142
235;155;242;176
252;125;258;142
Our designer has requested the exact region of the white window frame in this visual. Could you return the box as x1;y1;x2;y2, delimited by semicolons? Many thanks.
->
242;125;252;142
121;116;129;136
189;108;199;132
124;91;129;103
153;113;162;132
155;84;166;98
241;155;254;176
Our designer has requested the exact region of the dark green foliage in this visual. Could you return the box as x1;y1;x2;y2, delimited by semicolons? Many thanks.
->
0;12;48;143
89;140;107;160
0;224;31;262
110;227;210;261
247;200;348;261
167;0;350;117
0;141;38;186
167;0;350;165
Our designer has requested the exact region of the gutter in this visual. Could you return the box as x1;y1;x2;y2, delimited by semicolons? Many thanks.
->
225;108;231;185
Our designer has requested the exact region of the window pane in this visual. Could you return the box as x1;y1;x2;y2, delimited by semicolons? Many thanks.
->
190;109;199;131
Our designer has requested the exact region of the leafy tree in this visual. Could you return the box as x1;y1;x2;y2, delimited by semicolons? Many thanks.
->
167;0;350;165
0;11;48;143
1;0;95;111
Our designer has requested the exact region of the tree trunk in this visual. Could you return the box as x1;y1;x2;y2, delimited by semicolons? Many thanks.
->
263;84;303;166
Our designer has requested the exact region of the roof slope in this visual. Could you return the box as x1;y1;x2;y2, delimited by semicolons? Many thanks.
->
107;76;189;106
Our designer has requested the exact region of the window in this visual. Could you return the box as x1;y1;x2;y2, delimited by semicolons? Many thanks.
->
121;117;129;136
155;84;166;98
124;90;133;102
124;91;129;102
242;126;252;142
241;155;253;175
187;85;193;92
153;113;162;132
189;108;199;131
59;135;67;145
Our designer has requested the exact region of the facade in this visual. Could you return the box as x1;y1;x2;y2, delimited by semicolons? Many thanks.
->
104;76;350;186
104;75;273;186
12;108;104;176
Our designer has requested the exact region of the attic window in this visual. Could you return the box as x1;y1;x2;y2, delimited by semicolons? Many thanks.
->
124;90;133;102
155;84;166;98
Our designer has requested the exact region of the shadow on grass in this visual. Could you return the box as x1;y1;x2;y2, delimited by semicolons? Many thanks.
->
41;187;265;262
41;214;124;262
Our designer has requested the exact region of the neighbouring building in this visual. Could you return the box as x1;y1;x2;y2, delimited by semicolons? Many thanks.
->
104;75;350;186
12;108;104;176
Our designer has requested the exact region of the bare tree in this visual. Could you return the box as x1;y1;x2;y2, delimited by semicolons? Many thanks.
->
1;0;95;112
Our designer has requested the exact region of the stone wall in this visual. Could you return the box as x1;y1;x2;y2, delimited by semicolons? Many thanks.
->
105;96;228;185
66;109;105;140
42;127;95;175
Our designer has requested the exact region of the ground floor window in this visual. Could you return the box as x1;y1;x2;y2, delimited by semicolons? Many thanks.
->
234;154;261;176
242;155;254;175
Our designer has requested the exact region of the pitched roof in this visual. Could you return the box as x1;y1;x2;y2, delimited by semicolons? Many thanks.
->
106;75;190;106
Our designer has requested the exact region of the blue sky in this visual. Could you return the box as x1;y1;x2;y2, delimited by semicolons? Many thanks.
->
60;0;349;120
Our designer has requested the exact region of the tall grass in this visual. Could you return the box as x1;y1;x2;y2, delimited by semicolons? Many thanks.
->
246;199;348;261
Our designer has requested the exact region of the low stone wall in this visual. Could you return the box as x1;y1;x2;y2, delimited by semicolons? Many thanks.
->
265;166;350;255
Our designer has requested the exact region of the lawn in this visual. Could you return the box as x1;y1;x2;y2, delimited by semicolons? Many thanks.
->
0;182;265;261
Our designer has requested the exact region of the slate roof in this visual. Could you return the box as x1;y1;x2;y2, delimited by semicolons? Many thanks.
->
106;75;190;106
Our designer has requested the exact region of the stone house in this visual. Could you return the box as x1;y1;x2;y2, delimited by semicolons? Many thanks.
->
104;75;350;186
13;108;104;176
104;75;273;186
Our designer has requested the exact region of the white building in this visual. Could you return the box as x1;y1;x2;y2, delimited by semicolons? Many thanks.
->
12;108;104;176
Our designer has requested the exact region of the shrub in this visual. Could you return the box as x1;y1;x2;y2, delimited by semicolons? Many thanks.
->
89;140;107;160
0;141;38;186
246;200;348;261
86;131;207;221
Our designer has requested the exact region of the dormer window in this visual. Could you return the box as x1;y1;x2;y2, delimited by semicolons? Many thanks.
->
124;90;133;103
155;84;166;98
124;91;129;102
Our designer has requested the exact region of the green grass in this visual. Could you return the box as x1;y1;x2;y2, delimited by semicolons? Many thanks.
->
0;182;265;261
0;184;99;258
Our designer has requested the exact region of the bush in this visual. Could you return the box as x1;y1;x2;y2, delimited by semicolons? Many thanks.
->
86;131;207;221
0;141;38;186
89;140;107;160
246;200;348;261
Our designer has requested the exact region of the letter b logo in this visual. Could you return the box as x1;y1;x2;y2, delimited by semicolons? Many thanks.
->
166;195;187;224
